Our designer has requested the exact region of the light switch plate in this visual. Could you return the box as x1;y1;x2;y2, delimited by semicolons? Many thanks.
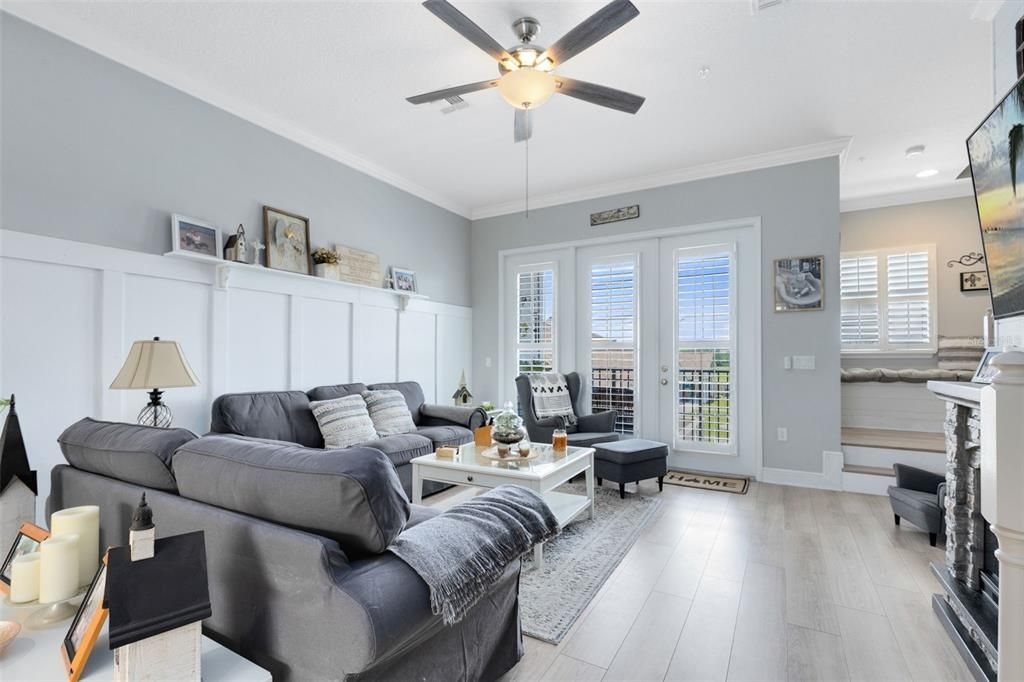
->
783;356;792;370
793;355;816;370
777;427;788;442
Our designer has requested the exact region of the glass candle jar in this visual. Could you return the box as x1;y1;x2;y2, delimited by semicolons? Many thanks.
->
552;428;568;453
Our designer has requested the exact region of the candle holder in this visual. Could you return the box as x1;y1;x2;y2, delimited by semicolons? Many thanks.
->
3;588;86;629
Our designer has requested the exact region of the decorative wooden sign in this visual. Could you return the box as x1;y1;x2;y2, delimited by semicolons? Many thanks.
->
590;205;639;227
334;245;383;288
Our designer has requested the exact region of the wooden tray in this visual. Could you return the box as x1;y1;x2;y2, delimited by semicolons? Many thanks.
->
479;447;539;462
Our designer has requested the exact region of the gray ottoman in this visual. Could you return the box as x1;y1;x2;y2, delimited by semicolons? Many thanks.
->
593;439;669;499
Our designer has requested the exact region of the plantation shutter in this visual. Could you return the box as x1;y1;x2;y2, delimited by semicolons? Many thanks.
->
675;250;734;452
590;259;636;434
886;251;931;346
516;268;555;373
840;256;880;347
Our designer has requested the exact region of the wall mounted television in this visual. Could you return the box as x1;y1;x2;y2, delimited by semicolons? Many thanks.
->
967;74;1024;319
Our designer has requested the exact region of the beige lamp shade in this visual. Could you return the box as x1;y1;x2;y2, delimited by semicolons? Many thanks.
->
110;338;199;390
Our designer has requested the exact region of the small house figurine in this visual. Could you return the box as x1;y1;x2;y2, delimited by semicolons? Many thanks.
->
107;497;211;682
223;224;247;263
452;370;473;406
0;395;37;551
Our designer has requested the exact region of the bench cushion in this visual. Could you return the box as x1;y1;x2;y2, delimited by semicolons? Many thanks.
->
58;418;195;491
594;439;669;465
173;435;409;556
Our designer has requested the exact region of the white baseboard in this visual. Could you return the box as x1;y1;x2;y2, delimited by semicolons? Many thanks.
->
759;451;843;491
841;471;893;496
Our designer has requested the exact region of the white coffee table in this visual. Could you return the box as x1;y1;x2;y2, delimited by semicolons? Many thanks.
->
411;442;595;568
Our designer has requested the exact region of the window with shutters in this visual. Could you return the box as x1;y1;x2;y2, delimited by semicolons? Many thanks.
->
590;258;636;434
674;248;735;453
516;266;556;374
840;246;936;353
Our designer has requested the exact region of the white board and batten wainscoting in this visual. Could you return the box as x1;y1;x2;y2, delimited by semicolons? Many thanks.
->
0;229;473;510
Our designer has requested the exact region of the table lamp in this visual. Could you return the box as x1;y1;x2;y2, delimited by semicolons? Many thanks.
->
110;337;199;427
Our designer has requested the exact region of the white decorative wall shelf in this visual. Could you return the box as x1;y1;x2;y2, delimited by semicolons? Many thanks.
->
163;251;428;309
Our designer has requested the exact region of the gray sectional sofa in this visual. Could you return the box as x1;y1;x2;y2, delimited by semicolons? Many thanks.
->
49;417;523;681
210;381;486;498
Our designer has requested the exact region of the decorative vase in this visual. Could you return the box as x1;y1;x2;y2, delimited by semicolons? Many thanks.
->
314;263;341;280
492;402;526;445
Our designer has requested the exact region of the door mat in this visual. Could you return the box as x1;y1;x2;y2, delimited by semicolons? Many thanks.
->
663;470;749;495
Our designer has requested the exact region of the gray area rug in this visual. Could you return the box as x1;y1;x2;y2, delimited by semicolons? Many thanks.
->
519;482;662;643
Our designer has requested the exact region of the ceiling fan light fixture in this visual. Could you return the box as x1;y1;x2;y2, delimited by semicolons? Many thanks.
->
498;68;556;110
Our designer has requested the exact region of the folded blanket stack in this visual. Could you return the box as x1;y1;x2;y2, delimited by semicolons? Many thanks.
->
936;336;984;371
388;485;560;624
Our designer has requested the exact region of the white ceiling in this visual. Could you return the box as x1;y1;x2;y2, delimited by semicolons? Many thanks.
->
5;1;996;218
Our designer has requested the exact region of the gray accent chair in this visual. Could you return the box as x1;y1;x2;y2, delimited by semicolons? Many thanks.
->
515;372;620;448
211;381;486;499
49;420;523;681
887;463;947;547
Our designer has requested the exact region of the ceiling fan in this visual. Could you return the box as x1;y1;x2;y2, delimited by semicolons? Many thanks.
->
406;0;646;143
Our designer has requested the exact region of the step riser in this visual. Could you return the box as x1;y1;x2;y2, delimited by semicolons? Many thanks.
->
842;471;894;496
842;445;945;475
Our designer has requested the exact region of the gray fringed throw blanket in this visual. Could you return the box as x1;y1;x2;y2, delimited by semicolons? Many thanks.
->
388;485;560;624
528;372;578;427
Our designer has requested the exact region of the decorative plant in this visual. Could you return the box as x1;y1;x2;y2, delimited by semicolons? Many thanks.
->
311;248;340;265
493;409;522;434
480;401;495;412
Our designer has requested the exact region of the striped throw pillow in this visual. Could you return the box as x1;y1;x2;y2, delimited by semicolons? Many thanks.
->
362;389;417;437
310;395;378;449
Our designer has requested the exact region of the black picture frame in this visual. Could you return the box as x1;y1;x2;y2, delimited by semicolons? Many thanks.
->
960;270;989;292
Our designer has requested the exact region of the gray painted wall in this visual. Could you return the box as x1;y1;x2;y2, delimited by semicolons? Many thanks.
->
471;157;841;473
0;14;472;306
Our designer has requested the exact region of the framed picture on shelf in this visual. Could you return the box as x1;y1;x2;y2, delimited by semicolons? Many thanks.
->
171;214;221;259
263;206;312;275
0;522;49;593
960;270;989;292
61;552;109;682
773;255;824;312
390;267;417;293
972;347;1004;384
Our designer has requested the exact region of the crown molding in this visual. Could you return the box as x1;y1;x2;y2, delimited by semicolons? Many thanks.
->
470;137;853;221
2;6;474;219
840;182;974;213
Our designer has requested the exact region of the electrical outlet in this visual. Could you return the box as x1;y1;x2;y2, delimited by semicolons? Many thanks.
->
777;427;788;442
783;356;792;370
485;357;492;368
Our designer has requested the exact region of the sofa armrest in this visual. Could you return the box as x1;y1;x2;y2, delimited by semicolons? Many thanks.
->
419;404;487;430
893;464;945;493
937;481;948;510
576;410;616;433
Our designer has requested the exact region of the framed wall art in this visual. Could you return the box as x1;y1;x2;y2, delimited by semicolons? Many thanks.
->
960;270;989;292
263;206;312;275
171;214;221;260
773;255;824;312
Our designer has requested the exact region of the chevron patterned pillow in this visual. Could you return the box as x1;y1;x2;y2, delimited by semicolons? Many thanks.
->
310;394;378;449
362;389;417;437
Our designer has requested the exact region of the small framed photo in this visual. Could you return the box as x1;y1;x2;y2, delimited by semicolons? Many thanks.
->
972;347;1004;384
960;270;989;292
263;206;312;275
774;255;824;312
171;214;222;259
61;552;108;682
390;267;418;293
0;522;49;594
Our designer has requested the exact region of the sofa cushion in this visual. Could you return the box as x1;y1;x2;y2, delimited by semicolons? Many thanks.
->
887;486;940;513
363;389;417;437
359;433;433;467
416;425;473;449
306;383;368;403
173;435;409;555
211;391;323;448
58;418;195;491
367;382;426;426
310;395;378;449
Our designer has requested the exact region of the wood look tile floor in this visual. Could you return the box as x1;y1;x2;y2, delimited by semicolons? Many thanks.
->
430;480;973;682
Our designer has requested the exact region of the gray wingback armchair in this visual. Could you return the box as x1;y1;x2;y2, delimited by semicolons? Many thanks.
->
515;372;620;448
887;463;947;547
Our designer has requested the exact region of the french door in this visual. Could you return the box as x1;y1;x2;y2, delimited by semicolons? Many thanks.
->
576;227;759;476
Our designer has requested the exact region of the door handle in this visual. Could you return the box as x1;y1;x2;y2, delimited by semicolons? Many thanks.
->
660;378;669;386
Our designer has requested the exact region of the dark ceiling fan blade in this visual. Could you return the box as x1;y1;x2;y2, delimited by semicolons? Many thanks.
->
554;76;645;114
422;0;512;62
514;109;532;143
540;0;639;69
406;79;499;105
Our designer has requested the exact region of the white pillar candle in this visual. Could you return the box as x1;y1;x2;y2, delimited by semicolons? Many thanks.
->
9;551;41;603
50;506;99;586
38;534;79;604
